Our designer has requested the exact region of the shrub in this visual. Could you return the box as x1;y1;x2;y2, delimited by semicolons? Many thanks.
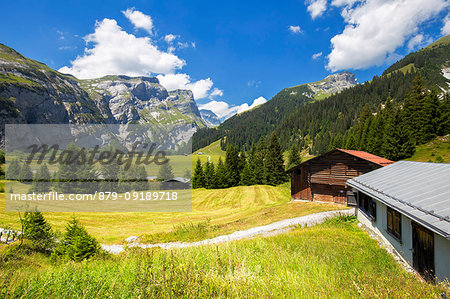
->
54;217;100;261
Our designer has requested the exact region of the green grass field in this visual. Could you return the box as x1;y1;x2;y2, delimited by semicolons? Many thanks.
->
193;139;226;164
1;218;448;298
407;135;450;163
0;184;344;244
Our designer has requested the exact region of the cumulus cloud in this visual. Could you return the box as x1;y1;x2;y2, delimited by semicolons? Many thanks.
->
288;25;302;34
157;73;221;100
312;52;323;59
306;0;327;19
122;8;153;34
442;14;450;35
59;18;185;78
199;96;267;120
326;0;447;71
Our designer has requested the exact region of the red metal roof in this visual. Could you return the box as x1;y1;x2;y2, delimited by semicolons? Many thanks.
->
338;149;394;166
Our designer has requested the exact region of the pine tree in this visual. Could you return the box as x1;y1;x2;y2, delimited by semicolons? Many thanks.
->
225;144;240;187
99;161;120;192
287;144;302;170
402;73;437;145
29;163;52;193
53;143;96;194
23;211;54;252
215;157;228;188
192;158;205;188
382;108;415;160
366;102;387;156
253;137;267;184
133;165;149;191
437;93;450;136
240;162;253;186
18;162;33;184
56;217;100;261
264;133;287;186
204;161;216;189
6;159;21;180
157;162;174;181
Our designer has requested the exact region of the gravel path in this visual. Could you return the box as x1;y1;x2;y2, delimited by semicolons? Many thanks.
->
102;208;354;254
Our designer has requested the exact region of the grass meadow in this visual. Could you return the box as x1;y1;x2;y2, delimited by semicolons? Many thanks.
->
0;184;344;244
1;218;448;298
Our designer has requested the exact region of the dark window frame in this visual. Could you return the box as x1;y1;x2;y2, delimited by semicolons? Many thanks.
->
387;206;402;242
358;192;377;221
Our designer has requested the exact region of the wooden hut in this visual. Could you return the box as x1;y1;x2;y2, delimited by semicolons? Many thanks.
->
286;149;393;204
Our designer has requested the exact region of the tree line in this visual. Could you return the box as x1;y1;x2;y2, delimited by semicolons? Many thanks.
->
192;133;290;189
5;142;182;194
310;74;449;161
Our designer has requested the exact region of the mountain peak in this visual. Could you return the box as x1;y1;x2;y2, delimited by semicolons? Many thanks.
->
307;71;357;98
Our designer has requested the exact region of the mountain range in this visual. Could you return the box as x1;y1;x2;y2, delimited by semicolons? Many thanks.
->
193;35;450;152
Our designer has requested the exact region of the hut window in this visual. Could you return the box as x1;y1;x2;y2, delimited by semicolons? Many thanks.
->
358;193;376;221
387;207;402;241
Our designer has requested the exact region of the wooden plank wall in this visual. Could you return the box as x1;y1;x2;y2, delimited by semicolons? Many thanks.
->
290;151;381;204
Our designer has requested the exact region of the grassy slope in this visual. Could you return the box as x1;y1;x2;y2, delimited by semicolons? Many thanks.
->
0;184;344;244
1;220;448;298
193;139;226;164
406;135;450;163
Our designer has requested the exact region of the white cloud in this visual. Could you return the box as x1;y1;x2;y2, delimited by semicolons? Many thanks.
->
288;25;302;34
199;96;267;120
164;34;178;43
326;0;447;71
312;52;323;59
442;14;450;35
306;0;327;19
157;73;220;100
210;88;224;97
58;18;185;79
122;8;153;34
407;34;433;50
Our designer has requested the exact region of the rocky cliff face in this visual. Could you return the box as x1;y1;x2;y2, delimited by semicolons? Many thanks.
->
0;44;206;149
307;71;357;99
200;109;221;127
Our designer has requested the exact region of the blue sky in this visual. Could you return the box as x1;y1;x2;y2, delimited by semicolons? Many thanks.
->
1;0;449;119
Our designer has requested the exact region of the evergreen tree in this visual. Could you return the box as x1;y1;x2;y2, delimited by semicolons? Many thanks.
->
53;143;96;194
225;144;240;187
264;133;287;186
133;165;149;191
18;162;33;184
402;73;438;145
23;211;55;252
6;159;21;180
240;162;253;186
99;161;120;192
184;169;192;179
157;162;174;181
366;102;388;156
253;137;267;184
204;161;216;189
192;158;205;188
237;148;247;174
55;217;100;261
215;157;228;188
287;144;302;170
382;109;416;160
29;163;52;193
437;93;450;136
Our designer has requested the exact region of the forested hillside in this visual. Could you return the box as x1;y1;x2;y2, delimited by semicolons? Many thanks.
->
194;35;450;159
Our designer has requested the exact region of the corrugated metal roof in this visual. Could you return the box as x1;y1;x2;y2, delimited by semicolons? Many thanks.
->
338;149;394;166
347;161;450;238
